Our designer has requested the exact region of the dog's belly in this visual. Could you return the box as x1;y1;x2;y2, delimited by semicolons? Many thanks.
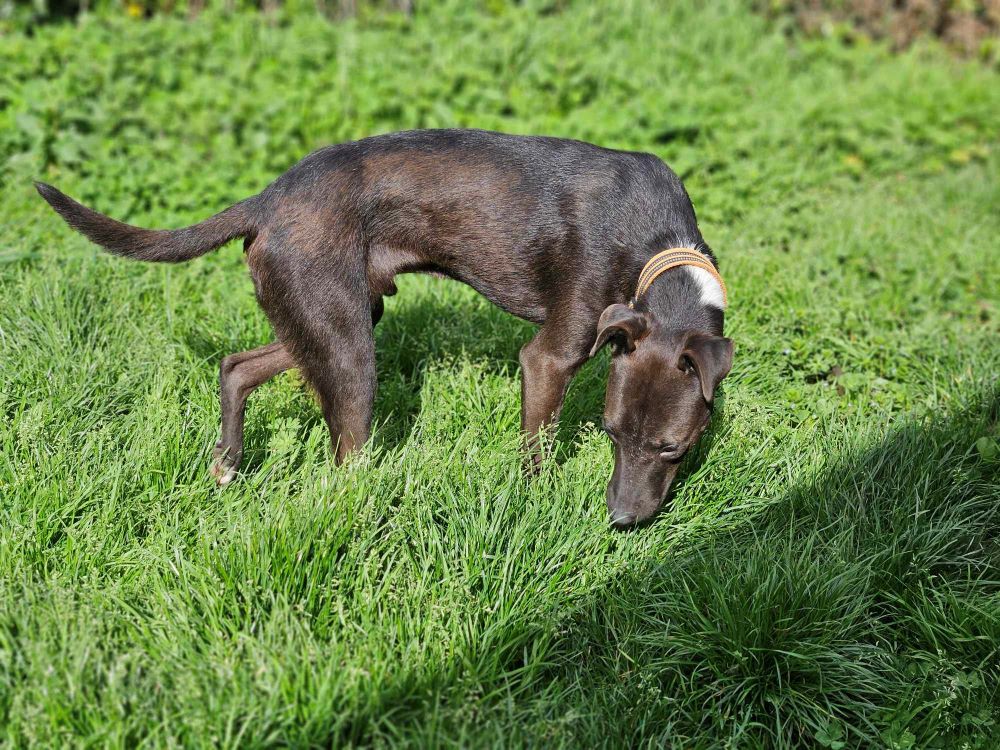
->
367;242;549;324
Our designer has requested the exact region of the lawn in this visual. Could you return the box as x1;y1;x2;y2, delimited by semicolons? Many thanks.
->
1;0;999;747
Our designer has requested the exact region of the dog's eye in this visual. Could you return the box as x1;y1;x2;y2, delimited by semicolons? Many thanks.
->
658;444;682;460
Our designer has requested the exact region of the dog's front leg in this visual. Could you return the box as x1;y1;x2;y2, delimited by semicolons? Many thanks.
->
519;327;590;467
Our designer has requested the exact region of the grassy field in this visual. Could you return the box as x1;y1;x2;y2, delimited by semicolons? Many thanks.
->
2;1;999;747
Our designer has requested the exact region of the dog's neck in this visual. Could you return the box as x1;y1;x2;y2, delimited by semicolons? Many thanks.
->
633;264;726;336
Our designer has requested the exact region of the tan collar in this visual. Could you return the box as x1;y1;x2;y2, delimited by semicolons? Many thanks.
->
629;247;728;308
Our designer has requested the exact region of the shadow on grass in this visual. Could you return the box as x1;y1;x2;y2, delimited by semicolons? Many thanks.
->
314;386;1000;748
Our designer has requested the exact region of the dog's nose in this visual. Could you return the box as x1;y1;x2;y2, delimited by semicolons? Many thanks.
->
608;509;637;529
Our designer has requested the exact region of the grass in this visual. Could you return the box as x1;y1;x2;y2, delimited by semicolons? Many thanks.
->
1;0;999;747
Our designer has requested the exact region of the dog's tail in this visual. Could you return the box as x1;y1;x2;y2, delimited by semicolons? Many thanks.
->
34;182;258;263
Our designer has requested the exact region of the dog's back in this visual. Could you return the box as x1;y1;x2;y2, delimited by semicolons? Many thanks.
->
249;129;703;322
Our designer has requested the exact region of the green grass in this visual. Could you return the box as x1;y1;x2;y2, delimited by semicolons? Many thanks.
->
1;1;999;747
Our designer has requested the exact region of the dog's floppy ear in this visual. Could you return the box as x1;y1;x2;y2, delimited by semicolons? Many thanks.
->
681;333;734;402
590;304;649;357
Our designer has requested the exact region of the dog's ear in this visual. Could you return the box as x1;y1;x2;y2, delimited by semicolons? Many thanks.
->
681;333;734;403
590;304;649;357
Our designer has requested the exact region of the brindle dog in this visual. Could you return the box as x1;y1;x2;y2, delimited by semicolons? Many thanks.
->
36;128;733;527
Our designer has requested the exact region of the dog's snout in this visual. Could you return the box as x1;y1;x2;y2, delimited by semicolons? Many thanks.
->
606;484;641;529
606;456;682;529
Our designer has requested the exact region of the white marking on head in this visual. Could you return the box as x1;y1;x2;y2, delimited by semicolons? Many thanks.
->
684;266;726;310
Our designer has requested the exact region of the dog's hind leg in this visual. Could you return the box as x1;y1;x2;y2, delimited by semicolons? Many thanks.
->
249;238;378;464
211;341;296;485
284;299;377;465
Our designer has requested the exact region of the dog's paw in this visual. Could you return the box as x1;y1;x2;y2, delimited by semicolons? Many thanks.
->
210;460;238;486
210;442;240;487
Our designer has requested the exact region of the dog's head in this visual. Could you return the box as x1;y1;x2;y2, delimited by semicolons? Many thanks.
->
590;303;733;528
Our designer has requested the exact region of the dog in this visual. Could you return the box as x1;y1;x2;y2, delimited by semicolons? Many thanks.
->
36;128;733;527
